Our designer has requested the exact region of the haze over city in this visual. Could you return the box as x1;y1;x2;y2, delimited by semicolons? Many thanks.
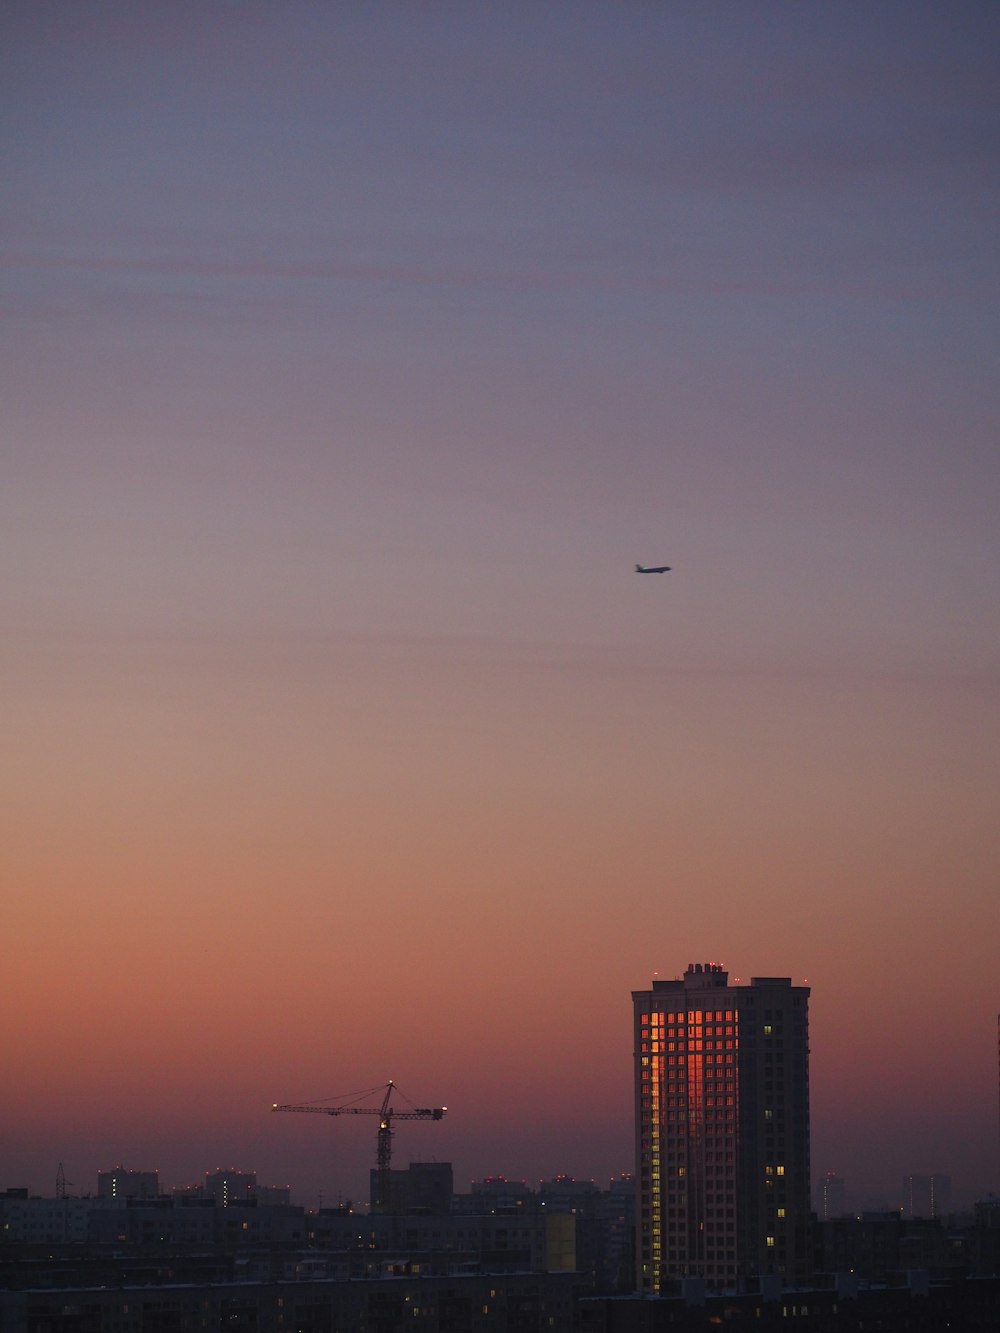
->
3;1;998;1214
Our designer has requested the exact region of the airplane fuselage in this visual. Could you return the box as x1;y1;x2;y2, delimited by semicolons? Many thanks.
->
635;563;671;573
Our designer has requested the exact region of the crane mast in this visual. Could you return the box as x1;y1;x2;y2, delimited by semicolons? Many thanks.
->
272;1080;446;1213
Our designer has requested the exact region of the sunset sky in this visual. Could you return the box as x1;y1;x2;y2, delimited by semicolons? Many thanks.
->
3;1;999;1211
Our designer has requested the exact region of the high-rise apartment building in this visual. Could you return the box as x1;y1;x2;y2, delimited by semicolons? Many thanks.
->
817;1170;847;1220
633;963;811;1292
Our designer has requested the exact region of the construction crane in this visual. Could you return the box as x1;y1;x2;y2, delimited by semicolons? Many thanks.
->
55;1163;73;1200
272;1080;446;1212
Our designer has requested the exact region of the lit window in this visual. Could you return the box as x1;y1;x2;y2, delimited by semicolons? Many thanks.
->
766;1235;775;1247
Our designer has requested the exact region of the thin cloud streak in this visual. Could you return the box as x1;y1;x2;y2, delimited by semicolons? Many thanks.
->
6;246;991;310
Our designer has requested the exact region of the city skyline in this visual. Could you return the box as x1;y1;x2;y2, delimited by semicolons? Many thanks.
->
4;2;999;1214
3;970;995;1214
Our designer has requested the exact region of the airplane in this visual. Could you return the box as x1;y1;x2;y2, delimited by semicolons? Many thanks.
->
635;563;672;574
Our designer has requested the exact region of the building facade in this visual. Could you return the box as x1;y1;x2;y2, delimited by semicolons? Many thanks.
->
633;963;811;1292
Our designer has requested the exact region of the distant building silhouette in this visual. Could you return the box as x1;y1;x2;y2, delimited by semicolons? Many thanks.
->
817;1209;956;1281
902;1173;952;1218
818;1170;847;1219
461;1176;534;1214
633;963;811;1292
97;1167;159;1200
204;1169;256;1207
371;1161;453;1215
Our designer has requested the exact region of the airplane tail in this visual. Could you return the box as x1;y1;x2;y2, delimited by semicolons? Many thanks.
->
635;564;642;572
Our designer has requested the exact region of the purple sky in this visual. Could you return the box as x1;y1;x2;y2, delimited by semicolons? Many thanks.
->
3;1;999;1211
